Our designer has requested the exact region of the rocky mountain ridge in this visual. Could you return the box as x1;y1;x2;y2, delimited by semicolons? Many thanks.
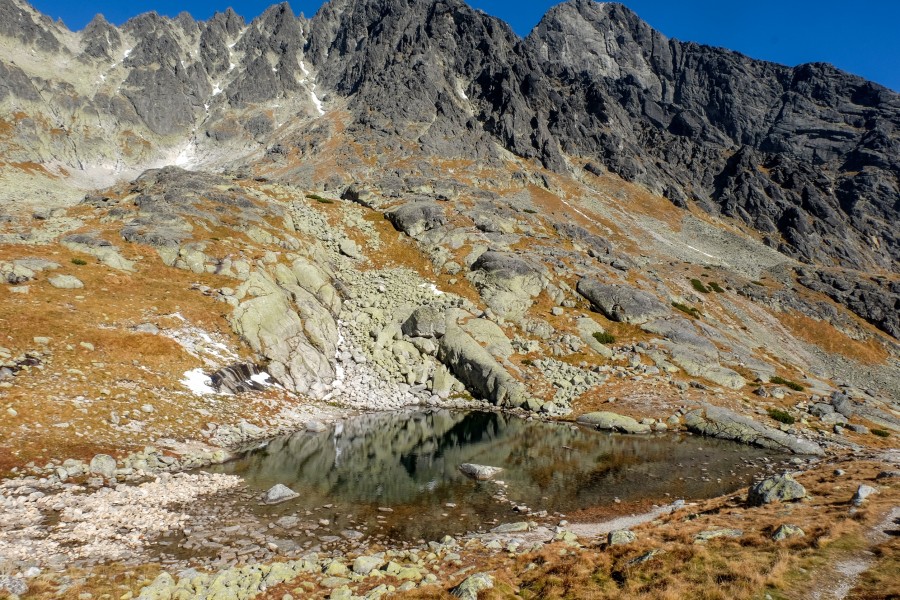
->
1;0;898;340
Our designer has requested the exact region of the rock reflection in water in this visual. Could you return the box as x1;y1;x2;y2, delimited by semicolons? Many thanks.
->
214;410;786;524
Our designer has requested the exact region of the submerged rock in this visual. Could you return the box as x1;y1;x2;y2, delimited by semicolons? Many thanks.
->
458;463;504;481
747;474;807;506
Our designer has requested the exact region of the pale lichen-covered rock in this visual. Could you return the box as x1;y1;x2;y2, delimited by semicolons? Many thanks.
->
684;404;823;455
772;524;805;541
89;453;117;478
229;271;336;396
48;274;84;289
437;324;537;409
402;305;447;339
577;411;651;434
576;317;614;358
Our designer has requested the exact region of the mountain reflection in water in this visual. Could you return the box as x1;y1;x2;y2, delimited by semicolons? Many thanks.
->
213;410;786;515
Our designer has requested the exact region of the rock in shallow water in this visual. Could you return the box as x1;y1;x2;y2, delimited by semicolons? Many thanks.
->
265;483;299;504
458;463;504;481
576;411;651;434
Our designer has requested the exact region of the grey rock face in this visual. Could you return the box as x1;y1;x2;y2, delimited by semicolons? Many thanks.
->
48;274;84;289
684;404;823;455
747;474;807;506
402;306;447;339
576;278;669;324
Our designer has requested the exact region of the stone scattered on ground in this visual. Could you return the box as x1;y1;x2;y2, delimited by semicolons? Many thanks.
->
607;529;637;546
772;524;806;541
694;528;744;542
852;484;878;506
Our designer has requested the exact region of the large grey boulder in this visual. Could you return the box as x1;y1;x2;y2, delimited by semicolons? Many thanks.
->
402;306;447;339
747;474;807;506
576;278;669;324
469;251;545;321
684;404;823;455
385;202;446;237
577;411;651;434
437;324;537;410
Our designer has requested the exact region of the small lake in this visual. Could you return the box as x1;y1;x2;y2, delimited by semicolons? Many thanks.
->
208;409;790;542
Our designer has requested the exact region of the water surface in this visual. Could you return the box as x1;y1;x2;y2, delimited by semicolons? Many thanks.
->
209;410;788;542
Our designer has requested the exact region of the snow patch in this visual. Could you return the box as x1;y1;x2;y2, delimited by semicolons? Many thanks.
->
310;89;325;115
181;368;218;395
249;372;273;386
419;283;445;296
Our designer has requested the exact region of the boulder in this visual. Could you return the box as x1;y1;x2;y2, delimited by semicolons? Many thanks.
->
352;555;383;576
684;404;823;455
577;411;651;434
576;278;669;324
458;463;503;481
402;306;447;338
747;474;807;506
48;274;84;289
608;529;637;545
694;528;743;542
852;484;878;506
438;324;536;409
461;318;514;360
576;317;614;358
265;484;299;504
469;251;545;321
451;573;494;600
89;454;117;478
772;524;805;541
386;201;446;237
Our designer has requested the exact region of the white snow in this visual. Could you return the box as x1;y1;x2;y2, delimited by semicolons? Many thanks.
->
419;283;445;296
310;89;325;115
299;61;310;77
181;368;217;395
211;83;222;96
249;372;272;386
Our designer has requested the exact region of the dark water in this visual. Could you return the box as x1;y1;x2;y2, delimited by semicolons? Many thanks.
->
208;410;789;542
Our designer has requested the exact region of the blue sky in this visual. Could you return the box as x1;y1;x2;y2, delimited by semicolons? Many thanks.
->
30;0;900;91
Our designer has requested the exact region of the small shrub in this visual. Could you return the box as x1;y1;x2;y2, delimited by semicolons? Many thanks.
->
592;331;615;344
70;258;87;266
751;281;765;286
521;358;534;367
523;208;537;214
767;408;795;425
306;193;334;204
708;281;725;293
690;278;710;293
770;376;804;392
872;429;890;438
672;302;701;318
